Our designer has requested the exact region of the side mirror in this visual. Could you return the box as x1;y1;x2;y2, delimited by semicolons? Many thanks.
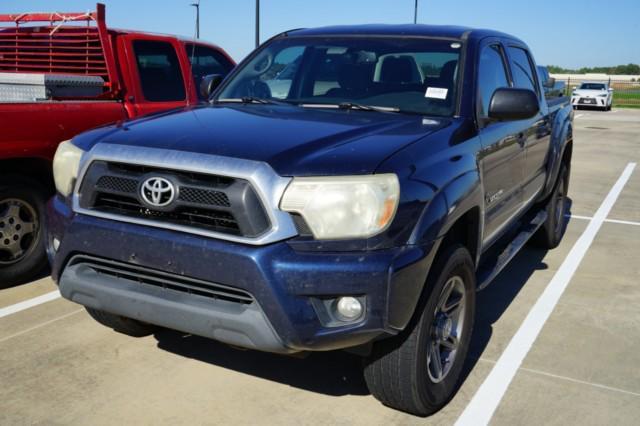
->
199;74;224;99
543;76;556;89
608;87;614;92
488;88;540;121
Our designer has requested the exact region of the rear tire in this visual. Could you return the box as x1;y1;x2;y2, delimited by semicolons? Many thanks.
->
531;164;569;249
364;245;476;416
0;177;49;288
86;307;157;337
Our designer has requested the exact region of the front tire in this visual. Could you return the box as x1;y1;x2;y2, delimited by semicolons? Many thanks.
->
86;307;157;337
364;245;476;416
0;177;49;288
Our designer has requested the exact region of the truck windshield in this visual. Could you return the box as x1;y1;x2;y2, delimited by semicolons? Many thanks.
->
216;37;462;117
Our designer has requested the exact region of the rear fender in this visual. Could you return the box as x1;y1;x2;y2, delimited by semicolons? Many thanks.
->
540;106;573;200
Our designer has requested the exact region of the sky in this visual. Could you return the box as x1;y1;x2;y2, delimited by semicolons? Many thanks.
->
4;0;639;68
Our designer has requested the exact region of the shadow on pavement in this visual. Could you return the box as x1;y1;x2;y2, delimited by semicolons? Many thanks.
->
154;329;369;396
154;200;575;398
1;264;50;289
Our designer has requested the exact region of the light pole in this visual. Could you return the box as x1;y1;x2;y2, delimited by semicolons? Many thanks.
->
414;0;418;24
190;1;200;38
255;0;260;48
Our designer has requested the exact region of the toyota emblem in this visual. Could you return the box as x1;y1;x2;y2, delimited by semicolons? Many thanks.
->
140;177;176;207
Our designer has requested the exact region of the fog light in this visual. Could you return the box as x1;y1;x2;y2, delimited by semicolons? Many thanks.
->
335;296;363;321
52;238;60;252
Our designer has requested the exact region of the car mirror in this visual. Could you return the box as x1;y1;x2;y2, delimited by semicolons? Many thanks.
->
488;88;540;121
543;77;556;88
608;87;614;92
200;74;224;99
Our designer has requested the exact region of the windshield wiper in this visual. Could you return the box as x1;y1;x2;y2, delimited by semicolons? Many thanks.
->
338;102;400;113
213;97;293;106
300;102;400;113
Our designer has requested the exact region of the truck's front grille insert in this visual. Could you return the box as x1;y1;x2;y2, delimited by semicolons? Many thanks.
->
178;187;230;207
93;193;240;233
96;176;138;194
69;255;254;304
78;161;271;238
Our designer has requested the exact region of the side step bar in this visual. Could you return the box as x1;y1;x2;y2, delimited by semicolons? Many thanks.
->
476;210;548;291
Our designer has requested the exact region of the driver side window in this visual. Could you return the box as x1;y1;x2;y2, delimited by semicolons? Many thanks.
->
477;44;509;117
257;46;305;99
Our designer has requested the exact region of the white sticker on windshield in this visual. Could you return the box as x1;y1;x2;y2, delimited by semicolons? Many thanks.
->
425;87;448;99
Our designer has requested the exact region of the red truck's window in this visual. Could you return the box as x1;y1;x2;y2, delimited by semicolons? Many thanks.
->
133;40;186;102
185;44;234;100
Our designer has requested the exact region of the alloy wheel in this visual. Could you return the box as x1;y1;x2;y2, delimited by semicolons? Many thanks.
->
0;198;38;265
427;275;466;383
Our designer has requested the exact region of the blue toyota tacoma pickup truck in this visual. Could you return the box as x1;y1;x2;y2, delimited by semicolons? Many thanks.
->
46;25;573;416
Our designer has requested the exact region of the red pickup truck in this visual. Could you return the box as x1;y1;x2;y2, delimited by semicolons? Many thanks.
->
0;4;234;286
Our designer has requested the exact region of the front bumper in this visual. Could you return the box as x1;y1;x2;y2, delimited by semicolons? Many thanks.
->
572;96;608;107
47;197;436;353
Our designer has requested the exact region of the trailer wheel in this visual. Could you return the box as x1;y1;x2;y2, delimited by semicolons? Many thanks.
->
0;177;49;288
364;244;475;416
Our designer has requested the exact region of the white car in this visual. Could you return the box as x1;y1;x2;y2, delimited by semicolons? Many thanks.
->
571;82;613;111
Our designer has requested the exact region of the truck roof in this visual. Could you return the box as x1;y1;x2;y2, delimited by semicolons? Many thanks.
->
286;24;522;43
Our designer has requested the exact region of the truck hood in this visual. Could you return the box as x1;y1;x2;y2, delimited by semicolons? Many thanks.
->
73;104;449;176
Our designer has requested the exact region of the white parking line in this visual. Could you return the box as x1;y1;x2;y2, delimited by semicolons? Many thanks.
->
0;308;83;344
456;162;636;426
566;214;640;227
476;358;640;398
0;290;60;319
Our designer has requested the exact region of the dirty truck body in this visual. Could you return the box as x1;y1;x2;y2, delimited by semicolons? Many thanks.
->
47;25;573;416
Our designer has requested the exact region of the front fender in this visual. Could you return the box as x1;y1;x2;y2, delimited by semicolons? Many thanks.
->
409;169;483;262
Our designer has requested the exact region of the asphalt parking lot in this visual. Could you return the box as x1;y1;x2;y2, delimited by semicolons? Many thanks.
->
1;108;639;425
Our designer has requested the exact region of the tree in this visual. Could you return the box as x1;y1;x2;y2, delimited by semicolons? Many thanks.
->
544;64;639;75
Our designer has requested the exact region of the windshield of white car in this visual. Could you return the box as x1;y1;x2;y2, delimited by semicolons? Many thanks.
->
215;37;462;117
579;83;606;90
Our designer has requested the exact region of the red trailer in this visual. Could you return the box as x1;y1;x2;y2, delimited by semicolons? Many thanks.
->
0;3;235;285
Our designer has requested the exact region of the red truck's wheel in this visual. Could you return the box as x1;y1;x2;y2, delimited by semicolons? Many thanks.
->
364;244;476;416
0;177;48;288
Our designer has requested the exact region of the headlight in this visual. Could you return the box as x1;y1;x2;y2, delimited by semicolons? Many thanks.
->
598;93;608;97
52;140;85;196
280;174;400;239
572;92;579;97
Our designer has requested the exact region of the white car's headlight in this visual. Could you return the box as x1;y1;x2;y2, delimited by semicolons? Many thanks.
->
52;140;85;196
280;174;400;240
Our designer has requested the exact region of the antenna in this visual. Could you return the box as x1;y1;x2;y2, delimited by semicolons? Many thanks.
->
414;0;419;24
